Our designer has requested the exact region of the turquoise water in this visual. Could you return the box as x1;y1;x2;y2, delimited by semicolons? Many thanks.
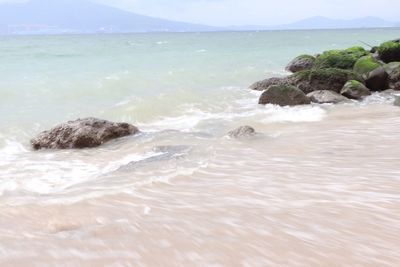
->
1;29;400;137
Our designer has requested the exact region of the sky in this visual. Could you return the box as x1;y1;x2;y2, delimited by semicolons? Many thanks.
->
1;0;400;26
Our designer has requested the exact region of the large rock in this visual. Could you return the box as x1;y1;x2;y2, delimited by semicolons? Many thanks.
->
314;46;368;69
365;66;388;91
383;62;400;88
341;80;371;100
250;77;289;91
259;85;310;106
285;55;315;73
377;41;400;63
227;126;256;138
31;118;139;150
290;68;363;94
307;90;349;104
353;55;381;77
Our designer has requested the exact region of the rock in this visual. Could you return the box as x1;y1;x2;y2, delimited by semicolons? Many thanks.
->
306;90;349;104
249;77;289;91
31;118;139;150
314;46;368;69
285;54;315;73
377;41;400;63
259;85;310;106
353;55;381;77
290;68;363;94
394;96;400;107
365;66;388;91
383;62;400;88
227;126;256;138
341;80;371;100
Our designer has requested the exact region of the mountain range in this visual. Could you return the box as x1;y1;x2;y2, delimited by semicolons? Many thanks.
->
0;0;398;34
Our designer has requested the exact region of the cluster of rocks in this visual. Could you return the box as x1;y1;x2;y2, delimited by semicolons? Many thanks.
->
251;39;400;106
31;40;400;150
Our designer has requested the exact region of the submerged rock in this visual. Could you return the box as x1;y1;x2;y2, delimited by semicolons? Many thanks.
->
307;90;349;104
285;54;315;73
341;80;371;100
228;126;256;138
249;77;289;91
259;85;310;106
31;117;139;150
377;41;400;63
365;66;388;91
291;68;362;94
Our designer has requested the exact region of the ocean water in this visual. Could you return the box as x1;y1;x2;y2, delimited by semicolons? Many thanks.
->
1;29;400;266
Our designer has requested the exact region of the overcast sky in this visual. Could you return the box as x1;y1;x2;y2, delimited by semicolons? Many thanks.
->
1;0;400;26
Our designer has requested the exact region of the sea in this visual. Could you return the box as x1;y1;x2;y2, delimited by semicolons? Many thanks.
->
1;29;400;266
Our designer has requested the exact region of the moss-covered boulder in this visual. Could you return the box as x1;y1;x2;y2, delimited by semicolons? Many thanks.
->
286;54;316;73
353;55;381;77
383;62;400;88
341;80;371;100
290;68;363;94
249;77;291;91
377;41;400;63
258;85;310;106
314;46;369;69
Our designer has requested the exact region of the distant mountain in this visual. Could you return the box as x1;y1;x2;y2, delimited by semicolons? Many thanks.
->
0;0;218;34
230;16;397;31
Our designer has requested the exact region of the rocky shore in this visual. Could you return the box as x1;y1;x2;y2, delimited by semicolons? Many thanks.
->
30;39;400;150
251;39;400;106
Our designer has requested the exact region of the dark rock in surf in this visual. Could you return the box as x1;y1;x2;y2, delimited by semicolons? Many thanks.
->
341;80;371;100
306;90;349;104
365;66;388;91
228;126;256;138
383;62;400;89
259;85;310;106
31;117;139;150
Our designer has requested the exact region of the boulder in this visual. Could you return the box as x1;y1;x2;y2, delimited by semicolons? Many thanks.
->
307;90;349;104
377;41;400;63
314;46;368;69
285;54;315;73
227;126;256;138
353;55;381;77
31;118;139;150
341;80;371;100
249;77;289;91
290;68;363;94
365;66;388;91
259;85;310;106
383;62;400;88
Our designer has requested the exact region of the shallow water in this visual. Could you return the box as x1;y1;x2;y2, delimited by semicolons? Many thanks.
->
1;29;400;266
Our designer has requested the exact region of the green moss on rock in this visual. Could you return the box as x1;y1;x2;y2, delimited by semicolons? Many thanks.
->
314;46;369;69
377;41;400;63
353;55;381;77
290;68;363;93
